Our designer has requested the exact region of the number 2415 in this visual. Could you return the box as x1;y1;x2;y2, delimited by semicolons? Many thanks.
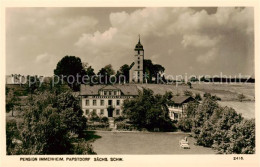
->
233;157;244;160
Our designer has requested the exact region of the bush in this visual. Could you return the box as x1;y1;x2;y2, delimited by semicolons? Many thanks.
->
123;89;175;131
8;91;87;155
6;119;22;155
101;116;109;123
183;90;193;97
188;96;254;154
116;122;137;131
177;118;193;132
73;139;96;154
195;93;202;101
237;93;246;102
87;123;109;130
89;112;100;122
114;116;126;123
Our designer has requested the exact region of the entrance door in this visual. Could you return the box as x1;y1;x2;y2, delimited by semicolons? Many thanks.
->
107;100;113;117
108;109;113;117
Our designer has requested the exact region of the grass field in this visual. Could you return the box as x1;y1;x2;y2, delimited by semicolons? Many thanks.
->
92;131;216;154
137;83;255;101
218;101;255;119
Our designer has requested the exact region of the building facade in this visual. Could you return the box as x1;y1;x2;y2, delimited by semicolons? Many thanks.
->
6;74;27;85
80;84;139;118
129;36;144;83
168;96;195;120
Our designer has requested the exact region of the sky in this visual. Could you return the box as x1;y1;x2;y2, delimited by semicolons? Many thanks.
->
6;7;254;78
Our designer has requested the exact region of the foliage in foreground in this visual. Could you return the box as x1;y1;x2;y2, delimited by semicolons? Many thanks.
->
178;97;255;154
6;91;96;155
123;88;176;131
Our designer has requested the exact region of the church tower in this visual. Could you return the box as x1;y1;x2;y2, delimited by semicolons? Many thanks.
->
129;35;144;83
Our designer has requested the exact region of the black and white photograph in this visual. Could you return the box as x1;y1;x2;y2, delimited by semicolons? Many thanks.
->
1;2;259;167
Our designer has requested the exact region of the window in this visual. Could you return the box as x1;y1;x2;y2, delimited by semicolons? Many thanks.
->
85;109;89;115
108;100;112;105
138;57;140;59
104;91;107;95
86;100;89;106
100;109;104;115
116;109;120;115
138;66;140;69
109;91;112;95
116;100;120;106
93;100;97;106
114;91;117;95
100;100;104;106
174;113;179;120
93;109;96;114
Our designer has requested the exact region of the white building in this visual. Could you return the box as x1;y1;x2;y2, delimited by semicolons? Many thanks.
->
79;84;139;118
168;96;195;120
6;74;27;85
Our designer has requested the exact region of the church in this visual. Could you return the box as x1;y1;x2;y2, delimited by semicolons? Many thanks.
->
79;37;144;118
79;36;191;121
129;36;144;83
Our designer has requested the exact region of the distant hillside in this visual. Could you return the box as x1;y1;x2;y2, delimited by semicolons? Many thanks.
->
135;83;255;101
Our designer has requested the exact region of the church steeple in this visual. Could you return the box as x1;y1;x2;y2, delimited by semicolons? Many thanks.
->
129;35;144;83
135;34;144;51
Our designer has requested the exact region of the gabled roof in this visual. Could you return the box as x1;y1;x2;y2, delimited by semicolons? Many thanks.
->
171;96;195;104
101;85;118;90
80;84;139;96
80;85;103;95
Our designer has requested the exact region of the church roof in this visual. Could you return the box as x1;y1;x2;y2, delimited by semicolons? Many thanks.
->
80;84;139;96
134;35;144;51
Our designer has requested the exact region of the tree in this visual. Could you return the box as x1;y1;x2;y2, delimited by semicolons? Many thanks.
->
183;90;193;97
54;56;84;91
6;88;19;117
18;91;87;154
237;93;246;102
25;75;41;97
177;118;193;132
195;93;202;101
117;64;130;83
143;59;165;83
83;63;96;85
187;82;192;89
6;119;21;155
123;88;175;131
185;101;199;118
226;119;255;154
97;64;115;84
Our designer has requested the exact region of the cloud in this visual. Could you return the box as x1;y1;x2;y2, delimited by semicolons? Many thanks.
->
181;35;221;48
196;48;218;64
73;7;253;74
6;7;254;76
35;53;53;64
75;27;118;48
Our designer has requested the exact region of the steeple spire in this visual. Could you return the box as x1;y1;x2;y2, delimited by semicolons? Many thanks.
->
134;34;144;51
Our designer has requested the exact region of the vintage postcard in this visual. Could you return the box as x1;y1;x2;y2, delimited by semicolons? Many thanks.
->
1;0;259;167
